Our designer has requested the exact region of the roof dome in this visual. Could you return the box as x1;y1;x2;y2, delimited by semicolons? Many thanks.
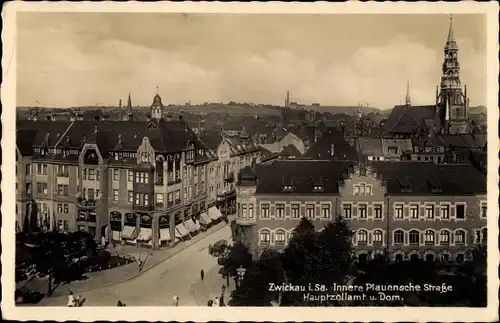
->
238;166;257;182
152;94;163;107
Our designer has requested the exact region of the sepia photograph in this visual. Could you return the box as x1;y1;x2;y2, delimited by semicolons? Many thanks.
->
2;1;498;322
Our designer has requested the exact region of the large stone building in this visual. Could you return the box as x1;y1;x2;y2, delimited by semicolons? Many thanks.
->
15;93;235;249
383;17;473;137
234;160;487;262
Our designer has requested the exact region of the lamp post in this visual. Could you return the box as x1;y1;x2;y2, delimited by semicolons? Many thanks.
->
236;265;246;287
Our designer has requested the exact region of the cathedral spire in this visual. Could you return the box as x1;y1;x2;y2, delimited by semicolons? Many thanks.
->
447;14;455;43
405;79;411;106
127;93;132;109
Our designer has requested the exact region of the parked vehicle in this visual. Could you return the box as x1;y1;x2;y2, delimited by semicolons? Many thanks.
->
209;239;228;256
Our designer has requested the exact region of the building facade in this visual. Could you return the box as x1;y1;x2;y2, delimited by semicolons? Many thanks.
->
16;94;223;249
234;160;487;262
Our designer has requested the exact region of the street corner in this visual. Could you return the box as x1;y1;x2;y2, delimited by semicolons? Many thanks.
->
190;264;228;306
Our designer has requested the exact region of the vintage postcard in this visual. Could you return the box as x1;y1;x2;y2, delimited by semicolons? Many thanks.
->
2;1;499;322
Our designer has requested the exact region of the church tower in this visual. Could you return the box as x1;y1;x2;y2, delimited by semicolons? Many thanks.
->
151;86;164;120
122;93;134;121
437;15;469;134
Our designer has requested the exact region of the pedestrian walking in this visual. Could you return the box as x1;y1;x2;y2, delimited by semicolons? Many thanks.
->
172;293;179;306
138;259;143;272
214;296;220;307
75;294;81;307
207;299;213;307
200;269;205;281
67;291;75;307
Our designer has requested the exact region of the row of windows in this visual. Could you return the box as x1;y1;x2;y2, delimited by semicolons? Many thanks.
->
120;190;183;205
259;203;332;219
342;204;383;219
353;183;373;196
387;229;475;246
82;168;100;181
56;203;70;214
259;228;291;244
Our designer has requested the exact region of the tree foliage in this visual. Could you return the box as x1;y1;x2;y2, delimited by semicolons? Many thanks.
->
221;242;253;278
16;231;98;294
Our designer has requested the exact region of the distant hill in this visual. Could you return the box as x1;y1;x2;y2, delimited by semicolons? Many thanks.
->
468;105;487;115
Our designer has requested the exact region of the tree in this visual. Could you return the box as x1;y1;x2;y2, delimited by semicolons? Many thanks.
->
221;242;253;278
16;231;98;295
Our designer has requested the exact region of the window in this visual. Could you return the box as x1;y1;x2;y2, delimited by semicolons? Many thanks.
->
201;181;205;193
481;203;487;218
248;205;254;218
358;204;367;219
343;204;352;218
441;204;450;219
184;167;188;179
111;189;118;202
366;185;372;195
64;204;69;213
57;165;69;177
242;205;247;218
393;230;404;245
482;228;487;243
57;184;69;196
156;193;164;205
88;169;95;180
184;188;188;200
174;190;180;201
353;185;360;195
57;203;63;213
456;204;465;219
261;204;270;218
144;194;149;206
127;191;133;203
394;205;404;219
357;230;368;245
440;230;450;245
128;170;133;182
425;205;435;219
373;230;383;245
321;204;330;218
360;184;366;195
409;230;420;245
260;229;271;243
306;204;315;218
194;184;198;195
135;193;140;205
454;230;466;245
36;163;48;175
410;205;419;219
425;230;435;245
275;229;286;244
167;193;173;205
291;204;300;218
113;169;120;181
276;204;285;218
374;204;383;219
36;182;48;195
26;164;32;175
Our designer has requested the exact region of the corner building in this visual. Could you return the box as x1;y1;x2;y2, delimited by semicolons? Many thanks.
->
16;96;220;249
234;160;487;262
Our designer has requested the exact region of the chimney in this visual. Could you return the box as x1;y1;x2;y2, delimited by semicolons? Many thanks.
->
119;99;122;108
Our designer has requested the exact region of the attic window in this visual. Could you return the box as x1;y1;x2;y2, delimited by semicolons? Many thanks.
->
312;175;324;192
398;177;412;193
388;146;398;154
282;176;294;192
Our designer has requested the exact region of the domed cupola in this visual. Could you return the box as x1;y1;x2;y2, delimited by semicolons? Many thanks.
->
237;166;257;186
151;87;164;120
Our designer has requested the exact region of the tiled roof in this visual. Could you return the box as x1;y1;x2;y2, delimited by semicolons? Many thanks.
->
357;137;383;156
200;131;224;150
437;134;485;149
16;129;38;156
368;161;486;195
280;144;302;157
302;128;358;161
255;160;355;195
383;105;438;134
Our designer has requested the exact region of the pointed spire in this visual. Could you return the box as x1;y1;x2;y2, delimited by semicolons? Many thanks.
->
156;85;159;94
405;79;411;106
127;93;132;109
447;14;455;43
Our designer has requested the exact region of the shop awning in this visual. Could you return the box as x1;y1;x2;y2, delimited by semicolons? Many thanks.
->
175;223;190;238
111;231;120;241
137;228;152;242
200;212;212;225
184;220;198;233
208;206;222;220
160;228;171;242
192;219;201;231
121;225;136;240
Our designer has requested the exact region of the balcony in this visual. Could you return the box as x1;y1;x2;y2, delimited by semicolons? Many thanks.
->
76;196;97;209
224;172;235;182
235;216;256;226
77;210;96;223
155;202;164;209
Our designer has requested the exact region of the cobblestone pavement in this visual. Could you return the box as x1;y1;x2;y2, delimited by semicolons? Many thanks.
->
35;224;232;306
20;221;228;299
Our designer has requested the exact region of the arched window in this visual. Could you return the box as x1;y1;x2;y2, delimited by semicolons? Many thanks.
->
424;230;435;245
357;230;368;245
425;253;435;262
395;253;404;262
409;230;420;245
360;183;366;195
393;230;404;245
275;229;286;244
442;253;450;262
373;230;383;245
455;108;460;118
259;229;270;243
440;230;450;245
454;230;466;245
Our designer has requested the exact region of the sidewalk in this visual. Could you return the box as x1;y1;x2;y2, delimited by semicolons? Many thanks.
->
21;221;229;298
190;258;236;306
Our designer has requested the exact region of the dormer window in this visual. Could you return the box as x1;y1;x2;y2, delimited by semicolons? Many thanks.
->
313;185;324;192
427;176;443;193
311;175;324;192
398;177;412;193
282;176;294;192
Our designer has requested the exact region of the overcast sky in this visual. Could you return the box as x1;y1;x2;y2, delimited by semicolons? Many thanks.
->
17;13;486;109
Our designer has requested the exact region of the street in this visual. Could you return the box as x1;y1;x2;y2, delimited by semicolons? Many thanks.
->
37;225;232;306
